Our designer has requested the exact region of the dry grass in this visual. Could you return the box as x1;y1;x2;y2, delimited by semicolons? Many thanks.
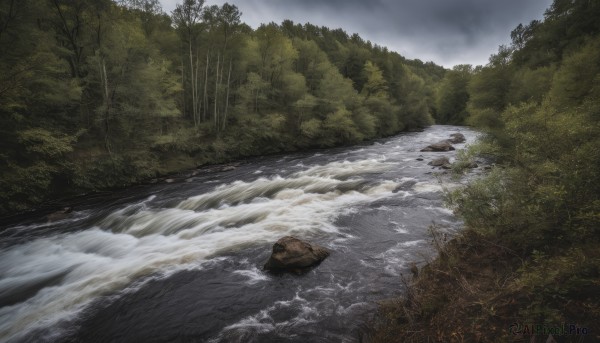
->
364;228;600;343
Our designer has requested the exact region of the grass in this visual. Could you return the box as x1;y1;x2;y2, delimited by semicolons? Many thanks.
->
365;226;600;342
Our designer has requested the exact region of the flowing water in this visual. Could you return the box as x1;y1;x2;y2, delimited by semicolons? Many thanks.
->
0;125;480;342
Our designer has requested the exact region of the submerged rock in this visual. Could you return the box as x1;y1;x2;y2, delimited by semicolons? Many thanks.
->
264;236;329;273
47;207;73;222
420;141;455;152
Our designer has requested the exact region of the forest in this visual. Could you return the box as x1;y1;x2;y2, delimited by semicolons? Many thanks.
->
0;0;445;215
372;0;600;341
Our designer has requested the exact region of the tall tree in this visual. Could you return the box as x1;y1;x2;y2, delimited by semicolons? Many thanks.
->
361;60;388;99
436;64;472;124
172;0;204;126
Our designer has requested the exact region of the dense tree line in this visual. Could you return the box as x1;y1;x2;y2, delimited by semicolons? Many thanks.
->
372;1;600;340
456;0;600;249
0;0;444;214
435;0;600;242
447;0;600;329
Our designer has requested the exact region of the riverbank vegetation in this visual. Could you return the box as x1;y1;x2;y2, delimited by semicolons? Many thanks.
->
370;0;600;341
0;0;447;215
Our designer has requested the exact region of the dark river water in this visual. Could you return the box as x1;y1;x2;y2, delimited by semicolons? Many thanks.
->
0;125;480;342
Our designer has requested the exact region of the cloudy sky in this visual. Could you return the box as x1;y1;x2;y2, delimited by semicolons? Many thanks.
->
160;0;553;68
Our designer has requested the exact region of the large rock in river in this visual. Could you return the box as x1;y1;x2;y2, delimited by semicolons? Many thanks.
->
448;133;466;144
420;141;455;152
264;236;329;272
428;156;450;167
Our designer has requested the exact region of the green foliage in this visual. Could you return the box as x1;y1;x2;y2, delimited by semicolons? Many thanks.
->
361;61;388;98
506;65;555;105
300;118;323;139
316;64;357;110
435;65;472;124
237;72;269;113
449;144;477;176
280;71;307;103
365;97;400;136
72;152;159;190
0;162;57;213
0;1;442;215
466;65;512;130
17;129;76;158
372;2;600;340
323;107;362;143
511;0;600;68
548;37;600;109
351;107;376;138
397;68;434;129
456;0;600;252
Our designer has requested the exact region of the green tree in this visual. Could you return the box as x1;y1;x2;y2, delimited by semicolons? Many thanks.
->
467;47;514;131
0;3;444;215
435;64;472;124
506;65;555;105
172;0;204;125
361;60;388;99
0;0;81;211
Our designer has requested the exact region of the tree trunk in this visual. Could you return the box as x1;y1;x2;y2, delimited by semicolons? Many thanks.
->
255;88;259;113
100;57;112;155
51;0;83;78
203;52;209;122
218;53;226;127
181;51;186;119
189;38;196;125
214;53;220;130
194;52;200;126
222;59;232;131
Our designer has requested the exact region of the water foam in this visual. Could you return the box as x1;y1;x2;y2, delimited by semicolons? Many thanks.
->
413;181;444;193
0;159;399;341
233;264;270;285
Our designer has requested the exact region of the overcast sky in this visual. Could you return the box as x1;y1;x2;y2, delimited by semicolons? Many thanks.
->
159;0;553;68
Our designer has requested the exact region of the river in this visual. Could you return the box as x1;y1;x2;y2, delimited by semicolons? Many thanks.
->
0;125;480;342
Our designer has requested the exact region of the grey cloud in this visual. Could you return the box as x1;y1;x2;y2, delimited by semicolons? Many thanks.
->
263;0;387;11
